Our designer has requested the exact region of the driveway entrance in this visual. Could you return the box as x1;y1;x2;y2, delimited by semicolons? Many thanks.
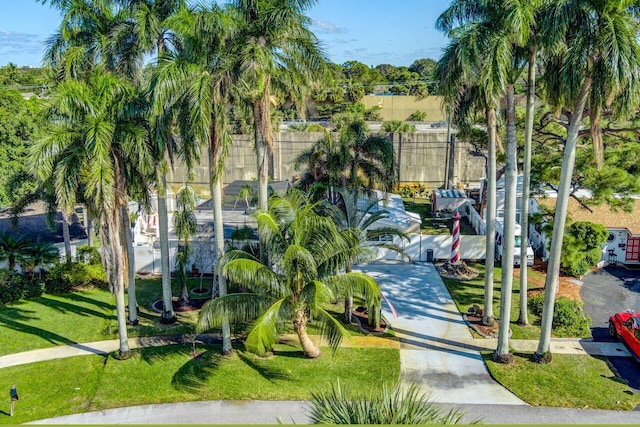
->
581;266;640;392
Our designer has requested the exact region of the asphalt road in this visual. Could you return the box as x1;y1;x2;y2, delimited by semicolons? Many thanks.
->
581;266;640;394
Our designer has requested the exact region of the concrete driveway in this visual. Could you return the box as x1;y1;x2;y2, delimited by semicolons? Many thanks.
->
356;261;525;405
581;266;640;392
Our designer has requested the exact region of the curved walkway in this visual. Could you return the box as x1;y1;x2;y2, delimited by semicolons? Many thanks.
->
2;261;636;423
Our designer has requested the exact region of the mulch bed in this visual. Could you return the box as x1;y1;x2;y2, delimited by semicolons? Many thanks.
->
351;306;387;334
464;312;501;338
437;261;480;280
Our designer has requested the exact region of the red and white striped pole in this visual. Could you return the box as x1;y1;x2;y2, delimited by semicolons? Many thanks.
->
450;211;461;264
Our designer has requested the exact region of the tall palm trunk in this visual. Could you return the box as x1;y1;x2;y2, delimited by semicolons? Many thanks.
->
495;84;517;361
62;213;72;263
518;49;536;326
107;209;131;358
482;107;497;326
158;176;176;323
254;81;272;212
209;140;232;355
534;77;592;363
293;308;321;358
122;206;138;325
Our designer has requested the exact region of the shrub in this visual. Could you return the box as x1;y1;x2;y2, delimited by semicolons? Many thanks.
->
561;221;608;277
528;294;591;336
76;245;102;265
0;269;26;305
45;261;107;294
408;110;427;121
310;381;472;424
22;279;45;298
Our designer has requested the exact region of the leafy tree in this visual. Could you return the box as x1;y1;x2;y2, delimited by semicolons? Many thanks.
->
198;190;381;358
0;89;42;208
408;58;437;80
560;221;608;277
534;0;640;364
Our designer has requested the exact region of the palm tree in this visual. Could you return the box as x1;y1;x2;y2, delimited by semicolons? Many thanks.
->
31;70;153;358
198;190;381;358
534;0;640;363
0;233;32;271
110;0;188;324
24;240;60;280
151;3;235;353
174;185;197;306
436;6;502;330
320;189;408;325
228;0;328;211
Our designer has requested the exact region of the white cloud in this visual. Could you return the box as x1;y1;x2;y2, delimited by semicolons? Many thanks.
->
310;18;347;34
0;30;44;55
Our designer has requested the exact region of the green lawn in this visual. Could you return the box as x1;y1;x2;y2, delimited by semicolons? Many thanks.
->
0;277;384;356
0;344;400;424
403;198;475;235
483;352;640;410
440;263;589;340
0;278;212;356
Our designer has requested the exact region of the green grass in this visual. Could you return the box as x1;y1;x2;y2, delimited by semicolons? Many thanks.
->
0;344;400;424
440;263;590;340
0;277;387;355
403;198;475;235
483;352;640;410
0;278;214;356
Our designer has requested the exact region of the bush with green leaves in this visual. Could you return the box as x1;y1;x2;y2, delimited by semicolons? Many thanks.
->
382;120;415;133
76;245;102;265
310;381;474;424
408;110;428;121
0;269;27;305
45;261;107;294
528;294;591;336
561;221;608;277
22;279;45;299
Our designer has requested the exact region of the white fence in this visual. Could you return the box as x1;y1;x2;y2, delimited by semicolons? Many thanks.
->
376;234;486;262
465;200;486;235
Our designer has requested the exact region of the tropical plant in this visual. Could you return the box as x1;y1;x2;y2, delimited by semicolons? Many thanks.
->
309;381;473;424
228;0;328;211
31;70;153;358
198;190;381;358
322;188;409;325
0;233;32;271
382;120;415;133
408;110;427;121
151;3;235;353
534;0;640;363
23;240;59;280
173;185;197;306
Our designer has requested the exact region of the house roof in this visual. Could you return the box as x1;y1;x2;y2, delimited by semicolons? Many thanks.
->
535;197;640;235
0;202;87;244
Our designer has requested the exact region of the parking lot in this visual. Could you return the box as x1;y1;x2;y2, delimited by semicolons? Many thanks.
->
581;266;640;392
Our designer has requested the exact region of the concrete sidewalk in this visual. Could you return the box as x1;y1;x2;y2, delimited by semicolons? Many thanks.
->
29;400;640;424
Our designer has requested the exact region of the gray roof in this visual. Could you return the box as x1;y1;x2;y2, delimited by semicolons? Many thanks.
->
0;202;87;244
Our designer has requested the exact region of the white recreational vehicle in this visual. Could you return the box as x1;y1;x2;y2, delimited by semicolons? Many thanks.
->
495;218;535;266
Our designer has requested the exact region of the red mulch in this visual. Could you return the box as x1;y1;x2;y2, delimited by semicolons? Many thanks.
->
352;306;387;333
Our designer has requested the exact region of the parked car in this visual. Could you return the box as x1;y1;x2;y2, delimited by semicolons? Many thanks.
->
609;310;640;362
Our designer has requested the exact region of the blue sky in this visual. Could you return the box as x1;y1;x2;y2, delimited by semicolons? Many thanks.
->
0;0;450;68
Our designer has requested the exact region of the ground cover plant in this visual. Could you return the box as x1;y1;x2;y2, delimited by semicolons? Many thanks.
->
483;352;640;410
0;344;400;424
